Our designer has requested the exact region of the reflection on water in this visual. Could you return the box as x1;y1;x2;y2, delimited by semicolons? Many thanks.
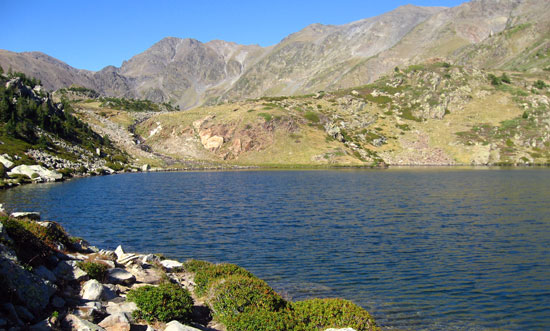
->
1;168;549;330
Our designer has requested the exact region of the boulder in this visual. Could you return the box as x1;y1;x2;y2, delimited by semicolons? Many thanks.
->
98;313;131;330
114;245;125;259
63;314;105;331
8;165;62;182
0;256;57;315
141;164;150;172
34;265;57;282
160;259;183;271
51;295;66;308
14;305;34;321
10;211;41;221
81;279;104;301
129;266;163;284
105;301;137;316
164;321;202;331
2;303;24;326
53;260;88;281
107;268;136;286
29;319;53;331
0;154;14;169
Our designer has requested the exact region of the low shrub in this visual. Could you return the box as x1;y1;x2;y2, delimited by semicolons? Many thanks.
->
292;298;379;331
127;282;194;323
183;259;212;273
0;217;54;266
77;261;108;281
223;307;296;331
304;112;320;123
209;275;288;325
194;263;254;296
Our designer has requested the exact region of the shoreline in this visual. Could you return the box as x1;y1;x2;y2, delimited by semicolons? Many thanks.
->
0;211;380;331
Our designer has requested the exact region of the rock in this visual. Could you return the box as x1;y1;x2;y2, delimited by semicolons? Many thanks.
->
114;245;125;259
64;314;105;331
30;319;52;331
34;265;57;282
105;301;137;316
129;266;163;284
164;321;202;331
0;318;7;327
98;313;130;330
3;303;24;326
160;259;183;271
51;295;66;308
107;268;136;286
141;164;150;172
0;222;13;244
74;301;103;320
141;254;161;264
53;260;88;281
15;305;34;321
8;165;62;182
81;279;105;301
325;329;357;331
117;253;140;265
0;256;57;315
9;211;41;221
0;154;14;169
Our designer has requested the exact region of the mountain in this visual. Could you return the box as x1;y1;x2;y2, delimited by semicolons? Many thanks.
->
1;0;549;109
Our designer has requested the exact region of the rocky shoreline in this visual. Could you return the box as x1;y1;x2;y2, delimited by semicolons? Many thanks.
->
0;209;378;331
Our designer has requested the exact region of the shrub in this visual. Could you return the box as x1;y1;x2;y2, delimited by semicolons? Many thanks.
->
304;112;320;123
183;259;213;273
500;73;511;84
208;275;288;325
488;74;502;86
77;261;108;281
223;307;296;331
127;282;193;323
0;217;54;266
292;298;379;331
534;80;548;89
258;113;273;122
194;263;254;296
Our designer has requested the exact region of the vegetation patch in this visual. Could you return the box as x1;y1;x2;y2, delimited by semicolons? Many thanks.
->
304;112;320;123
258;113;273;122
127;282;194;323
193;263;254;296
76;260;108;281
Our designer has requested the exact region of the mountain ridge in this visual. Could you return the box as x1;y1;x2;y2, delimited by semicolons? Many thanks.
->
1;0;549;109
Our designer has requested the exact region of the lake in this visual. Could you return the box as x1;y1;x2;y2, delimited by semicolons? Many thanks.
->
1;169;549;330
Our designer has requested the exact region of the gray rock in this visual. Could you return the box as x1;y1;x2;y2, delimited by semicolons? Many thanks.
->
34;265;57;282
81;279;104;301
0;256;57;315
105;301;137;316
2;303;24;326
160;259;183;271
53;260;88;281
0;222;13;244
0;154;14;169
98;313;130;329
8;165;62;182
164;321;202;331
9;212;41;221
74;301;103;320
64;314;105;331
141;254;161;264
0;318;7;327
107;268;136;286
51;295;66;308
29;319;52;331
14;305;34;321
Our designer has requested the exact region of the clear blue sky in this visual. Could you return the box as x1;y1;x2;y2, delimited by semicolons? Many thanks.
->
1;0;467;71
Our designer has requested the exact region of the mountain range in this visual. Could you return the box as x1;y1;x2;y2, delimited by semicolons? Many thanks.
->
1;0;549;110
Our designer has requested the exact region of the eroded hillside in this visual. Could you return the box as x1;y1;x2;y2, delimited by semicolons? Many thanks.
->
73;63;550;167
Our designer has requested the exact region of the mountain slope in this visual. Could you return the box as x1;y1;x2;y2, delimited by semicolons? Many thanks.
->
0;0;549;109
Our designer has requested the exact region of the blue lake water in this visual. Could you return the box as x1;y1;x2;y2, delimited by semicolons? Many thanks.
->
1;169;549;330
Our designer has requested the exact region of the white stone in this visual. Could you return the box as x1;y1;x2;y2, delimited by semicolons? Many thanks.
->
0;154;14;169
141;164;150;171
105;301;137;316
64;314;105;331
164;321;202;331
81;279;104;301
8;165;62;182
10;211;41;221
114;245;125;259
160;259;183;271
107;268;136;285
98;313;130;329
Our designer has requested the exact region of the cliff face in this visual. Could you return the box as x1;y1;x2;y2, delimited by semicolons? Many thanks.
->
1;0;549;109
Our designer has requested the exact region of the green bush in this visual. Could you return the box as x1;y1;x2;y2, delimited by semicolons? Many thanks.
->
183;259;213;273
304;112;320;123
127;282;194;323
223;307;296;331
500;73;511;84
292;298;379;331
0;217;54;266
534;80;548;89
258;113;273;122
194;263;254;296
488;74;502;86
209;275;288;325
77;261;108;281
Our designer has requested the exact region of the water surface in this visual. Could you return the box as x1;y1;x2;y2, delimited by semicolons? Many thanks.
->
1;169;549;330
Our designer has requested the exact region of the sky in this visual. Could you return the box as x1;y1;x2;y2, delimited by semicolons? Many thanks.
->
1;0;467;71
